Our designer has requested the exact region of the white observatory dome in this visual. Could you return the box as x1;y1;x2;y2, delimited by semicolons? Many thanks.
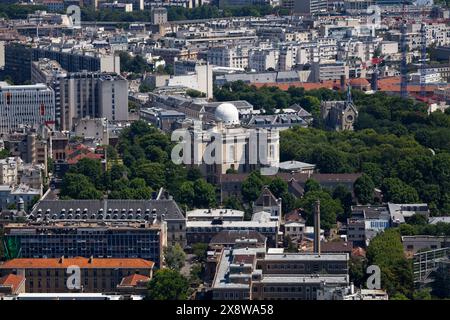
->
214;103;240;125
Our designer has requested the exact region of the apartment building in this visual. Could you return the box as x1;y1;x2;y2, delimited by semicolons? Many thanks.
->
311;61;349;82
249;49;279;72
207;46;250;69
0;157;18;185
0;257;154;293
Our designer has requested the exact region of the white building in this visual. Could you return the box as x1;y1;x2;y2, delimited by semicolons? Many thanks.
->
186;208;244;222
249;49;279;72
167;63;213;98
379;41;399;55
73;118;109;145
0;82;55;134
0;157;19;185
207;46;250;69
184;103;279;184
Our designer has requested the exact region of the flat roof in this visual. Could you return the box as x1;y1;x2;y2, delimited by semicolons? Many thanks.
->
263;253;349;261
259;274;349;284
186;220;278;228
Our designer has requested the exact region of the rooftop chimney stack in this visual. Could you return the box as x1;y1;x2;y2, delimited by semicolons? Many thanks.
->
314;199;321;255
340;75;346;92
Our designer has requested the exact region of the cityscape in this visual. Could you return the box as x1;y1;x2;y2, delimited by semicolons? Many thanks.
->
0;0;449;304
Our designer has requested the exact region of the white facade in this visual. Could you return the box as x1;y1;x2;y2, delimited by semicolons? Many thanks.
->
0;157;19;185
0;83;55;134
249;49;279;72
167;64;213;98
207;46;250;69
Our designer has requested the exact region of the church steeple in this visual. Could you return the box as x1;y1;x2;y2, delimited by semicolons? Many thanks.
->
346;84;352;104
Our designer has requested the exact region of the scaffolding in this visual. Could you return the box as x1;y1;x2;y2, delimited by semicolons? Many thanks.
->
413;247;450;284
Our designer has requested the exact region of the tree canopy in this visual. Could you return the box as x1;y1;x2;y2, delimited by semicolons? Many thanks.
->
146;269;190;300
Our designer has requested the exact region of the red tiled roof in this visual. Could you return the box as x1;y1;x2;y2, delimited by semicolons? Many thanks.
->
0;274;25;293
0;257;154;269
253;77;450;95
349;78;370;86
65;144;104;164
253;81;337;91
119;274;151;287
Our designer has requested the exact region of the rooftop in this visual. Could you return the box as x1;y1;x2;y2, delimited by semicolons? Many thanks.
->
0;257;154;269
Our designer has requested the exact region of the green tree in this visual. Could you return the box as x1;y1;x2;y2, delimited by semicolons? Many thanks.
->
146;269;190;300
193;179;216;208
241;171;268;203
332;184;353;220
285;236;298;253
413;288;432;300
381;178;419;203
431;266;450;299
304;179;321;194
139;83;154;93
269;177;288;198
354;174;375;204
366;229;413;297
349;257;366;288
296;190;342;230
222;196;244;211
61;173;102;200
164;244;186;271
68;158;104;190
192;243;208;263
134;162;166;189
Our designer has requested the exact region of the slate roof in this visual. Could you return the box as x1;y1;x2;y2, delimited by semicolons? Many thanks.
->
254;186;278;206
209;230;267;246
29;199;185;222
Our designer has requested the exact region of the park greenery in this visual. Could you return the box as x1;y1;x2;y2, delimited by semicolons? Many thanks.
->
59;120;217;210
54;80;450;299
216;81;450;216
79;5;288;23
0;4;46;20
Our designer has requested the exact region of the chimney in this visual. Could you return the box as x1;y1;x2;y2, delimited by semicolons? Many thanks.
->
340;75;346;92
314;200;321;255
17;197;25;212
371;68;378;91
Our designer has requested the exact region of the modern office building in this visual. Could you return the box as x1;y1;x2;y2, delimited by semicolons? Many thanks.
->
3;221;166;267
28;198;186;248
31;59;128;130
0;82;55;134
293;0;328;15
2;43;120;84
